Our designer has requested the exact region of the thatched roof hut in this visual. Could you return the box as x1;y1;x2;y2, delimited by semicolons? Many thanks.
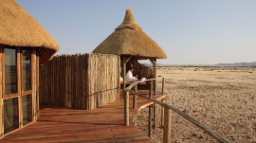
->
92;8;167;59
0;0;60;64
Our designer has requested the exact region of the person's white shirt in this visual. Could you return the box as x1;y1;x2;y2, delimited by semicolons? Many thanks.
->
126;70;138;82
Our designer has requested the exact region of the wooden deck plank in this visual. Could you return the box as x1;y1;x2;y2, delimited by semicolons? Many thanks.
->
0;90;165;143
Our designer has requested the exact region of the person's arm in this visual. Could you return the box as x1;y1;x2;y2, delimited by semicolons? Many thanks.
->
127;71;137;81
126;71;137;81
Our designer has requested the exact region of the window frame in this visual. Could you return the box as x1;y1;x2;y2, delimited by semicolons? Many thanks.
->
1;46;35;134
36;49;39;115
2;47;20;99
20;47;33;95
2;47;34;98
20;48;34;129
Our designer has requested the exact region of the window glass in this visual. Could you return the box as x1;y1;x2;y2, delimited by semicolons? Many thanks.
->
22;49;31;91
4;97;19;134
22;94;32;126
5;48;17;95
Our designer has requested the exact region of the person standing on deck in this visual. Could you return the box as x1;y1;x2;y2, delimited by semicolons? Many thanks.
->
126;67;138;82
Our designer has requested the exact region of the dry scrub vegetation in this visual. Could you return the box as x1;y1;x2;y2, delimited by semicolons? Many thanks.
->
135;66;256;143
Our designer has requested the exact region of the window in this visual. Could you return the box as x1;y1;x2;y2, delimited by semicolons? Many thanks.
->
4;97;19;134
22;49;32;92
2;46;34;134
22;94;32;126
4;48;17;95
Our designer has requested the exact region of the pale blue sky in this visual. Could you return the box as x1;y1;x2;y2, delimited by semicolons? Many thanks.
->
16;0;256;65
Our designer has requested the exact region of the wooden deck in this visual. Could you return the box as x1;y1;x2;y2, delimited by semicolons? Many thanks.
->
0;90;165;143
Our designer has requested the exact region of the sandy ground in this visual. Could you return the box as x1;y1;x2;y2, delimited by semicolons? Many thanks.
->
135;66;256;143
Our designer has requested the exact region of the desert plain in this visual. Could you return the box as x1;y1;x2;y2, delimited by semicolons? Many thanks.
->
136;66;256;143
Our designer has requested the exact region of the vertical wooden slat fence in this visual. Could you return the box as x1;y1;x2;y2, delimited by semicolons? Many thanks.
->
39;53;120;110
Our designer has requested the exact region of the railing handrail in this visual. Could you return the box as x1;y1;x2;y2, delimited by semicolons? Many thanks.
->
126;78;157;90
125;88;232;143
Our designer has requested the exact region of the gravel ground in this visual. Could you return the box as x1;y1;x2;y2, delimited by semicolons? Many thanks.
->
135;66;256;143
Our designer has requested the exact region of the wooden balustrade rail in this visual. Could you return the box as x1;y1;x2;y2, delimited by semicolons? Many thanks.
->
126;78;157;90
125;78;163;126
125;88;232;143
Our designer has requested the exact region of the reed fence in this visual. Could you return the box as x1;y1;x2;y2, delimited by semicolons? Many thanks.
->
39;53;120;110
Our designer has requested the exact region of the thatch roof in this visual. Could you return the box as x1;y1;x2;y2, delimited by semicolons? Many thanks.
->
92;8;167;59
0;0;60;64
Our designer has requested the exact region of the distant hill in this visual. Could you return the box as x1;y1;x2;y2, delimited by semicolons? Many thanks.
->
217;61;256;66
141;61;256;67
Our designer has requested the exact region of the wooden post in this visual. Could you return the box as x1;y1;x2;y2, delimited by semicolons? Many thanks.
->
123;56;128;126
17;48;22;128
36;50;40;116
150;80;153;98
150;58;157;96
123;56;126;98
123;56;133;126
154;104;156;129
0;46;3;138
133;85;137;109
153;59;156;96
161;98;167;127
117;56;120;100
125;91;129;126
149;104;156;129
161;105;164;127
32;49;37;122
163;107;171;143
162;77;165;95
148;105;152;138
87;54;91;110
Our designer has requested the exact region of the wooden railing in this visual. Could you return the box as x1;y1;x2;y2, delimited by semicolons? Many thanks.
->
124;77;232;143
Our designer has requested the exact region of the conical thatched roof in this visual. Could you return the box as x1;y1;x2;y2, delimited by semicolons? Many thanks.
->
0;0;60;64
92;8;167;59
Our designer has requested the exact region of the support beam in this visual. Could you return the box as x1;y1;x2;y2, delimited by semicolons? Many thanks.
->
32;49;37;122
17;48;22;129
148;105;152;138
133;85;137;109
123;55;133;126
161;97;167;127
149;104;156;129
162;77;165;95
149;58;155;65
154;104;156;129
150;80;153;98
125;56;133;64
36;50;40;116
123;56;126;98
163;107;171;143
125;91;129;126
161;105;164;127
148;80;154;138
150;58;157;96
